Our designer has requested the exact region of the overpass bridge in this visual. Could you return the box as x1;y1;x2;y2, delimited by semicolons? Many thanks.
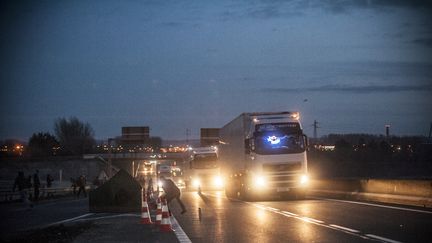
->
83;152;187;161
83;152;188;177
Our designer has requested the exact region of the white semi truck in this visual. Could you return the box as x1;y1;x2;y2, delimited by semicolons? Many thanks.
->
183;146;223;191
219;111;309;200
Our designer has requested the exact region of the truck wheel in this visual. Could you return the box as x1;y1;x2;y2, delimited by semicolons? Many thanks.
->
239;184;252;201
225;187;234;198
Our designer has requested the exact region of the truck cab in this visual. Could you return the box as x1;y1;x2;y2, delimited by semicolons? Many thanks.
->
183;146;223;191
220;111;309;200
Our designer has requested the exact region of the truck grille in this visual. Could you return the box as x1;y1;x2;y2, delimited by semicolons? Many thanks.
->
262;163;302;173
262;162;302;188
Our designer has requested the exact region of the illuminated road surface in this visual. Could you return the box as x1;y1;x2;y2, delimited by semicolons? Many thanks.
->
171;190;432;243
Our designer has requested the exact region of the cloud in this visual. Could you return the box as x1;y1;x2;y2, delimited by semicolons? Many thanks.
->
238;0;432;19
261;84;432;94
160;21;184;27
411;38;432;48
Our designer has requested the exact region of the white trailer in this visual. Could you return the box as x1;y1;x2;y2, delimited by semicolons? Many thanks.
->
219;111;309;200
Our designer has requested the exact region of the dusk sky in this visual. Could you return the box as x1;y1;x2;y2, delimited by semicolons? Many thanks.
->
1;0;431;141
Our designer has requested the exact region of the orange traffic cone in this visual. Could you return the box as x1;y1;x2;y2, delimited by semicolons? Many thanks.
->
140;189;153;225
159;198;173;232
155;197;162;225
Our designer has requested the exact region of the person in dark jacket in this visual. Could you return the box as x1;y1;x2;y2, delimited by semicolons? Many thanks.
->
160;176;186;214
13;171;33;208
33;170;41;201
46;174;54;188
76;175;87;198
46;174;54;198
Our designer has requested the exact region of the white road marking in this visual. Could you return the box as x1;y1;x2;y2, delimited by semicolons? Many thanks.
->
266;206;279;211
329;224;360;233
73;213;140;222
281;210;298;216
366;234;404;243
40;213;95;228
302;217;324;224
314;197;432;214
250;203;403;243
203;192;406;243
171;215;192;243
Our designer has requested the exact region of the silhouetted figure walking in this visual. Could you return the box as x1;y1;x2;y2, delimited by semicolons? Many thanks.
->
160;176;186;214
70;177;77;194
33;170;41;201
76;175;87;198
13;171;33;208
46;174;54;198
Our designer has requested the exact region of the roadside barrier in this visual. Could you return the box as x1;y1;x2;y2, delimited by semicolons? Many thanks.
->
155;197;162;225
310;179;432;208
140;189;153;225
159;197;173;232
1;186;92;202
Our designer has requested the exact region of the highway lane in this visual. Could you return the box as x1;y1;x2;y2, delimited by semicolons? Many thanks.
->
170;190;432;243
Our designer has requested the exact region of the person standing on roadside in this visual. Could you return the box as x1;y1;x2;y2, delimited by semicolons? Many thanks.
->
76;175;87;198
13;171;33;208
46;174;54;188
33;170;41;201
159;176;187;214
46;174;54;198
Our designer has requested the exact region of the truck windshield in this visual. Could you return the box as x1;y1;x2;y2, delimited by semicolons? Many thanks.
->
254;123;305;154
192;154;218;169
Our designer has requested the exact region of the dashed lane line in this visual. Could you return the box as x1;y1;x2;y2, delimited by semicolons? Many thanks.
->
251;202;404;243
203;192;404;243
366;234;403;243
329;224;361;233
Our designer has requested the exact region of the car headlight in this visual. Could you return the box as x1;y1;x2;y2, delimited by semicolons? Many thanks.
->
213;176;224;187
254;176;266;188
300;175;309;186
192;179;201;187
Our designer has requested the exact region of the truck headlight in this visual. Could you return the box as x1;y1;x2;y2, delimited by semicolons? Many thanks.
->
213;176;224;187
300;175;309;186
254;176;266;188
193;179;201;187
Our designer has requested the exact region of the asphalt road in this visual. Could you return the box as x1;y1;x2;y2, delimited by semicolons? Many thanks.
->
2;191;432;242
170;190;432;243
0;196;90;240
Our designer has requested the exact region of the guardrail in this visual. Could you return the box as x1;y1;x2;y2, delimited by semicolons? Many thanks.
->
0;186;91;203
310;179;432;208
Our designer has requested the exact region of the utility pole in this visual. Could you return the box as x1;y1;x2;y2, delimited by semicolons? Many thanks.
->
385;124;391;140
186;128;191;145
313;120;320;141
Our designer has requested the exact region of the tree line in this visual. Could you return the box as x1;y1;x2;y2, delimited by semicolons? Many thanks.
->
0;117;162;158
308;133;432;178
